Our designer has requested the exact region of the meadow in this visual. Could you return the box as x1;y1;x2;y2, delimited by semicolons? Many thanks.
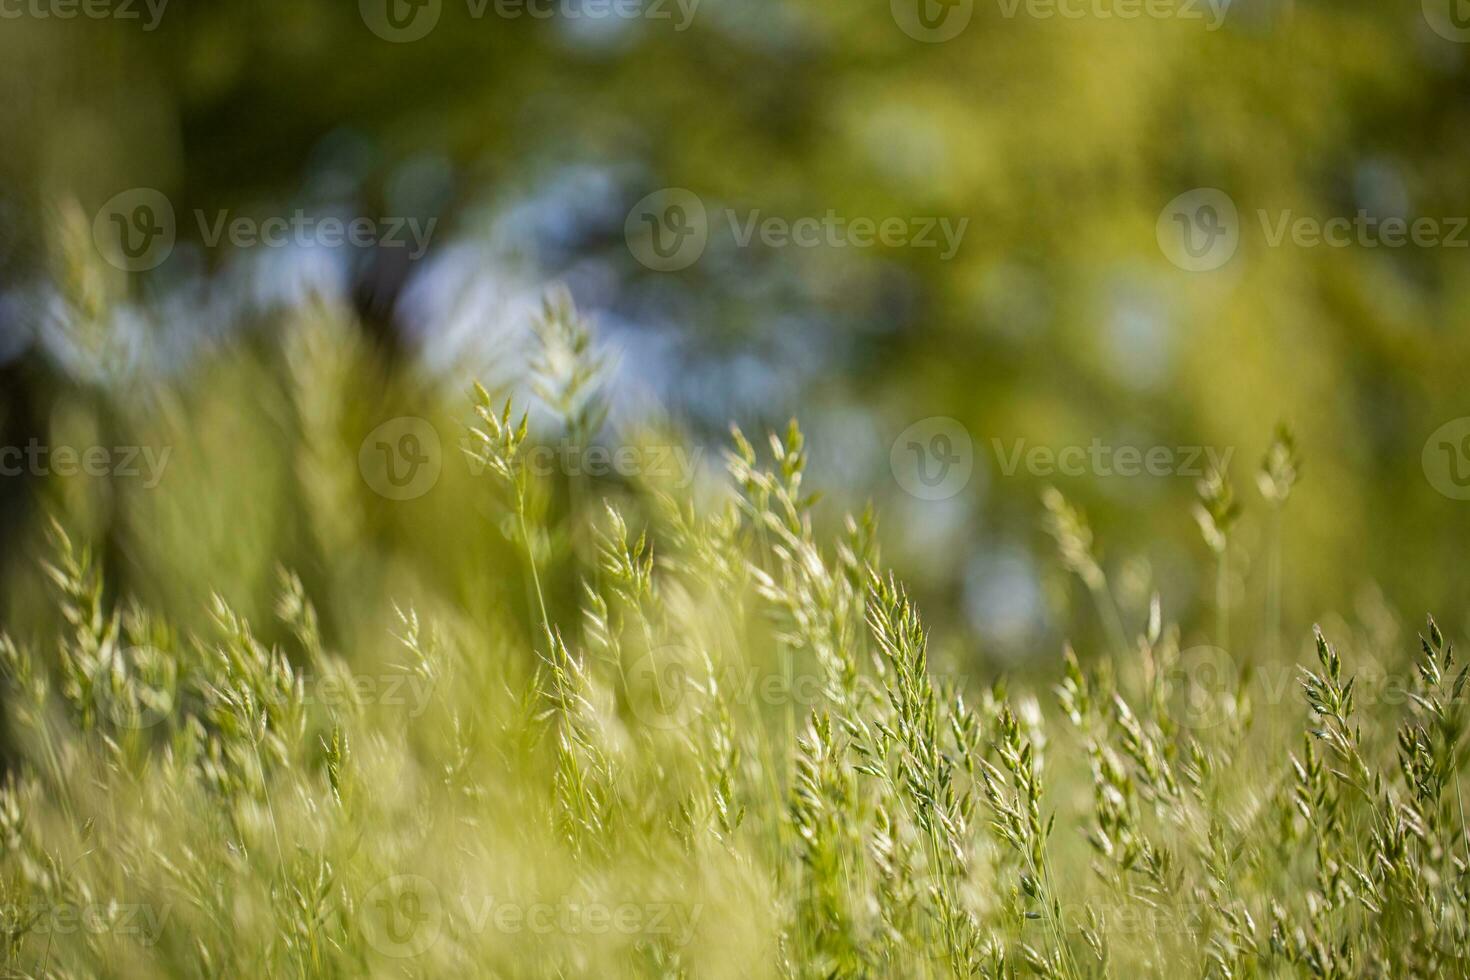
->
2;5;1469;975
0;287;1464;979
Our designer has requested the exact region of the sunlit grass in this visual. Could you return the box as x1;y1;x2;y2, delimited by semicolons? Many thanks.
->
0;295;1466;978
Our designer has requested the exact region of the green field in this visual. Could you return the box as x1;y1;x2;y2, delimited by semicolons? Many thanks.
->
3;2;1470;976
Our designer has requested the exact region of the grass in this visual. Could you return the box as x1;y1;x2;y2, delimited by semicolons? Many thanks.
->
0;294;1467;978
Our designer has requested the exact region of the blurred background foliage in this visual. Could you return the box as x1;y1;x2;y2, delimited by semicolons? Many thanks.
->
1;0;1468;679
